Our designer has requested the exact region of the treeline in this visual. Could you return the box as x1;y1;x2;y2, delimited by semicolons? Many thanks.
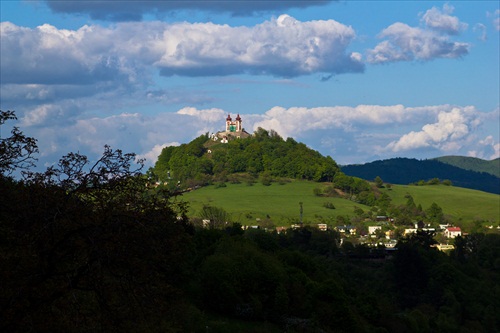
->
1;110;499;332
153;128;340;186
434;155;500;178
341;157;500;194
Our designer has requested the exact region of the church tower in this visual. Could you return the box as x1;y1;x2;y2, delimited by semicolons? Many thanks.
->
226;114;232;132
235;114;242;131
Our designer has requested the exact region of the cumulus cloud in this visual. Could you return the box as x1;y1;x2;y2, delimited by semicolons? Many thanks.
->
385;107;479;152
177;107;226;122
367;5;469;64
367;22;469;63
157;14;364;77
474;136;500;160
0;22;129;85
21;107;232;168
136;143;180;165
14;103;499;169
251;104;440;138
0;16;363;89
44;0;333;20
421;4;468;35
248;104;497;164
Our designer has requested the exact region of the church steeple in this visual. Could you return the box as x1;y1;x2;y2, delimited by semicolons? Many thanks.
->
235;114;242;131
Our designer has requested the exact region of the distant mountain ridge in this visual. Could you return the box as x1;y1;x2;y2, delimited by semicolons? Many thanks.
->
433;156;500;178
341;157;500;194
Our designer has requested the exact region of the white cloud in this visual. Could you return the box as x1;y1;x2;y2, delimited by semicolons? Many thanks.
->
136;142;180;165
385;107;479;152
252;104;440;138
421;4;468;35
0;22;131;85
247;104;498;164
473;23;487;41
367;22;469;63
157;14;363;77
490;9;500;31
177;107;226;123
367;5;470;64
0;17;363;90
21;107;235;168
15;103;499;170
477;136;500;160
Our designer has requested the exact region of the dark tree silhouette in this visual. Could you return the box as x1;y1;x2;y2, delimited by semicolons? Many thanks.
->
0;110;38;176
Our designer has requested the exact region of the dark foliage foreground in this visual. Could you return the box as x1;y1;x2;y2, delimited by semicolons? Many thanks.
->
1;167;499;332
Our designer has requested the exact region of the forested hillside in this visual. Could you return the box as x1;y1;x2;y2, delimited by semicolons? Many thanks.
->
341;158;500;194
433;155;500;178
153;128;340;185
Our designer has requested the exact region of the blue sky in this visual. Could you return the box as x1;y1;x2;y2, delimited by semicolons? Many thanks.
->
1;1;499;170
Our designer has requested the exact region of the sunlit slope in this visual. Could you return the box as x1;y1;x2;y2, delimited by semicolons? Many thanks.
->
181;181;370;226
382;184;500;227
180;181;500;228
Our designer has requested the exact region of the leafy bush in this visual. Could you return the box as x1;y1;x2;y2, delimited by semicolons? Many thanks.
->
323;202;336;209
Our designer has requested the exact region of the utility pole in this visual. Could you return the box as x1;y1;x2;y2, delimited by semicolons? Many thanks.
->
299;202;303;227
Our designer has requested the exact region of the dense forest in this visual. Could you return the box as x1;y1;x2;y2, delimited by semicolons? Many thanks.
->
341;158;500;194
1;110;499;332
433;155;500;178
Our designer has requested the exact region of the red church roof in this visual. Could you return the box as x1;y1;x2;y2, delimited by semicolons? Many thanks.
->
226;114;232;121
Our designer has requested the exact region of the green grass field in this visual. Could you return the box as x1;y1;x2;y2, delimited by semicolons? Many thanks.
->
180;180;500;229
382;184;500;227
181;180;370;226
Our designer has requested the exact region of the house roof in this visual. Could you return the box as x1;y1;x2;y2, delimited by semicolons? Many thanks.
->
446;227;461;232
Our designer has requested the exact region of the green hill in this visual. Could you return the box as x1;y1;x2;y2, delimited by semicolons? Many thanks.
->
433;155;500;178
181;180;500;231
153;128;339;185
181;180;371;226
380;184;499;228
341;157;500;194
152;130;499;231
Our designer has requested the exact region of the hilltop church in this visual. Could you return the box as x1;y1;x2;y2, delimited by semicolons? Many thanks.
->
212;114;251;142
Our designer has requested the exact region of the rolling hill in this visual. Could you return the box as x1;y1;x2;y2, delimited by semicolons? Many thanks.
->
341;157;500;194
433;156;500;178
180;180;500;231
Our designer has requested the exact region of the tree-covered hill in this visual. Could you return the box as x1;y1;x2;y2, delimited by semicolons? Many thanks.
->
341;158;500;194
152;128;340;185
433;155;500;178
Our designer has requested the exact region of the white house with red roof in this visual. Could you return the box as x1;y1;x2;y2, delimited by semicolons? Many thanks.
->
444;226;462;238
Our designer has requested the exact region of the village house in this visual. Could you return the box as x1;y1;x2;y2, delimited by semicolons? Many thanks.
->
404;228;417;236
275;226;287;234
336;225;357;235
432;244;455;252
317;223;328;231
444;226;462;238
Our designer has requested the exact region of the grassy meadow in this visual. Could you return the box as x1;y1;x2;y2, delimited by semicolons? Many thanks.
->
180;180;500;230
382;184;500;228
180;180;369;226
